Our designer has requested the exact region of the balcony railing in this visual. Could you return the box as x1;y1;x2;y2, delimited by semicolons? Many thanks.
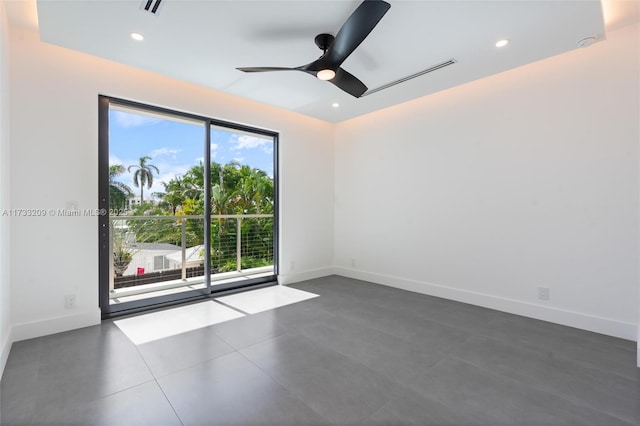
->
109;214;274;298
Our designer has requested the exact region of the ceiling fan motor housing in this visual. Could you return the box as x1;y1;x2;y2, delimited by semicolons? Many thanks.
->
314;33;335;52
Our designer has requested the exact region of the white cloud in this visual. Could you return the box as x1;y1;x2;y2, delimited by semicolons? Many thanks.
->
149;148;181;159
232;157;245;163
210;144;219;159
194;157;204;164
113;110;161;128
231;135;273;154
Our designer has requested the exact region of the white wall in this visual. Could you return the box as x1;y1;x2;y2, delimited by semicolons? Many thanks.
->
335;23;640;341
0;0;12;377
8;26;334;341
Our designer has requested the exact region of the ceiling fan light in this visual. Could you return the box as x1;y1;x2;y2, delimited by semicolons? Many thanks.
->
317;69;336;81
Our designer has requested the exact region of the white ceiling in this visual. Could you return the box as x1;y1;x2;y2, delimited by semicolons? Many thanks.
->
29;1;607;122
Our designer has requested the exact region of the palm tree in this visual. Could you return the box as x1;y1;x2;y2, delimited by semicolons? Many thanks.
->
210;183;237;268
128;156;159;204
210;184;235;216
154;176;203;215
109;165;133;212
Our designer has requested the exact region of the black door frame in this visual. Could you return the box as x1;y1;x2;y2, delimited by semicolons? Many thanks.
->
98;95;279;319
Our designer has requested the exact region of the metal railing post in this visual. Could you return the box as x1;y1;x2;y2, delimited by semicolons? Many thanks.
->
236;217;242;272
181;218;187;280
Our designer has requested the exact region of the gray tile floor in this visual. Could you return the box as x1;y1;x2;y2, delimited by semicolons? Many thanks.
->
2;275;639;425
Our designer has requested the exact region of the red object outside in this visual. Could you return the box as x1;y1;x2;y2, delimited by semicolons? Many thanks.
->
137;267;145;275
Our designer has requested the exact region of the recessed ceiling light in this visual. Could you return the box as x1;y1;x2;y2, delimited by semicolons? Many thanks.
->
332;103;340;108
131;32;144;41
495;39;510;48
576;36;598;48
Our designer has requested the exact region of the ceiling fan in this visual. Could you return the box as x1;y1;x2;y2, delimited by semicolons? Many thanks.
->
236;0;391;98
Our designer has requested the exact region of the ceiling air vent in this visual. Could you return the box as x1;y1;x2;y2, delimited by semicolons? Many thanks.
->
141;0;163;15
362;58;457;97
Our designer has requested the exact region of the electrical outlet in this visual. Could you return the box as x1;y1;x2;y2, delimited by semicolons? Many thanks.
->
65;294;76;309
350;258;357;267
289;261;295;271
537;287;550;301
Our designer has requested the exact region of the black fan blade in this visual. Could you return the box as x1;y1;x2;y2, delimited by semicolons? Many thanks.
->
238;0;389;97
237;67;297;72
330;67;368;98
325;0;390;68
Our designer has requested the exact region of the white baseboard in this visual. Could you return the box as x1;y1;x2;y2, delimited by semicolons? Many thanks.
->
0;325;12;380
334;267;638;341
278;267;335;285
11;308;101;343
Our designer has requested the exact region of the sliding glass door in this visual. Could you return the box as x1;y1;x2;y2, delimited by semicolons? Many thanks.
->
99;96;278;318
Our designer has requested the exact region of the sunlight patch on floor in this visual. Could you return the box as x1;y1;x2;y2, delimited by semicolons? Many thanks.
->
215;285;318;314
114;301;245;345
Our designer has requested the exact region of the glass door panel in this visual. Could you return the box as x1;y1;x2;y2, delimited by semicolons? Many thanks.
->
208;126;276;291
104;103;207;313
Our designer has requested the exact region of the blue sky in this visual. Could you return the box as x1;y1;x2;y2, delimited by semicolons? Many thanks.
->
109;108;274;199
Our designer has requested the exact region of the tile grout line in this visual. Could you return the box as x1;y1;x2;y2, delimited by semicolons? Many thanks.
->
236;330;407;424
114;294;317;383
233;334;333;424
210;298;252;316
152;377;186;426
130;339;186;426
